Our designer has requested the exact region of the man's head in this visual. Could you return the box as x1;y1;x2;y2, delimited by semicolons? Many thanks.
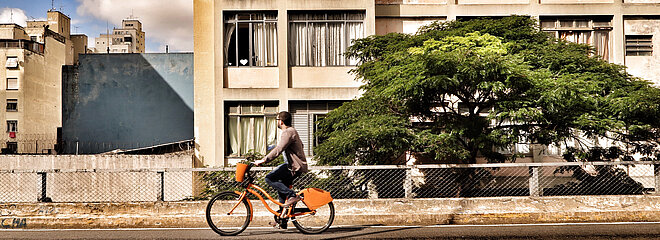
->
277;111;292;128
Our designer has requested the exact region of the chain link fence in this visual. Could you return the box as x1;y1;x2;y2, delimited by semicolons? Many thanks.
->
0;162;658;203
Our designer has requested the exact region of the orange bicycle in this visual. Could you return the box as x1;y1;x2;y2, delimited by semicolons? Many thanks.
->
205;163;335;236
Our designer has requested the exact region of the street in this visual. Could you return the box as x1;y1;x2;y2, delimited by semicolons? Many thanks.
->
1;222;659;239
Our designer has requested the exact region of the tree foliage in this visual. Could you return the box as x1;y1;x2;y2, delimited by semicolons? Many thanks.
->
315;16;660;166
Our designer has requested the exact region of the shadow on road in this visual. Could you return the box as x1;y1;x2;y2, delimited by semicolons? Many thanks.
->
320;225;422;240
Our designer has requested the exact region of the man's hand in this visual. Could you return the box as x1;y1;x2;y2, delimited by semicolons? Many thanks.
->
254;158;267;166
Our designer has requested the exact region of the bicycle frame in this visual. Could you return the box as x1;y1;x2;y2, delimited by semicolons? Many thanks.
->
227;183;315;220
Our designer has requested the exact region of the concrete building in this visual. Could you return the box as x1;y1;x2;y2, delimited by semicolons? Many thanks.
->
0;10;84;154
94;19;146;53
193;0;660;167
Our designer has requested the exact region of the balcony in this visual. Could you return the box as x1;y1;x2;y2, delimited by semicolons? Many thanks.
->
224;67;279;88
0;40;44;54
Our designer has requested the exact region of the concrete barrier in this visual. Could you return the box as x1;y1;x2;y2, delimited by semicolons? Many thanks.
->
1;195;659;229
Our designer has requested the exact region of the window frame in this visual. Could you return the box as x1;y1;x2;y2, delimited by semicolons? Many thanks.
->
6;78;18;90
541;17;613;61
625;35;653;56
225;102;279;157
224;11;278;67
288;11;365;67
6;120;17;133
6;56;18;69
6;99;17;112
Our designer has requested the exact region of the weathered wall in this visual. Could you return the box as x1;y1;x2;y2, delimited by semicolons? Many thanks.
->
624;18;660;86
0;196;658;229
62;53;194;154
0;154;193;203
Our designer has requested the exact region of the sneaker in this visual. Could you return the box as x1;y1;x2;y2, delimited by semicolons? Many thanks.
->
283;195;302;207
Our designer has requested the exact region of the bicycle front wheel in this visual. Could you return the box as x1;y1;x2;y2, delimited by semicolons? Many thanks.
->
206;191;251;236
292;201;335;234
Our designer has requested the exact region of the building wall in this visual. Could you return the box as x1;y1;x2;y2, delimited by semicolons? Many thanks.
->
62;53;194;154
194;0;660;167
70;35;89;63
194;0;374;167
624;18;660;87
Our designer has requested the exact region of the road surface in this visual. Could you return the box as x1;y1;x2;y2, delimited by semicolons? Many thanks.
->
1;222;659;239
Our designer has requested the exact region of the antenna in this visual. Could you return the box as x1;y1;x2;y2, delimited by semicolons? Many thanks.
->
9;9;12;23
74;26;79;34
52;0;55;11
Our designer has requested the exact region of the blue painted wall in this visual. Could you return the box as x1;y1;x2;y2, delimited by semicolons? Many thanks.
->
62;53;193;154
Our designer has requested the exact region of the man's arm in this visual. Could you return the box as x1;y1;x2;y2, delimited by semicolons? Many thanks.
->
254;130;292;166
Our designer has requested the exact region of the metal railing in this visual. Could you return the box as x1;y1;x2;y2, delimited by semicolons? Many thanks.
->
0;162;657;203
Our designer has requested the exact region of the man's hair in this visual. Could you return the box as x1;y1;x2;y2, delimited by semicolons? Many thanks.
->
278;111;292;127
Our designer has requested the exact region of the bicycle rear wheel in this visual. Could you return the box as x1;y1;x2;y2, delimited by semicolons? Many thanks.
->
206;191;251;236
292;201;335;234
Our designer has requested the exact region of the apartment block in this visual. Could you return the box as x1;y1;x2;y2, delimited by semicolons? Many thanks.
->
94;19;146;53
0;10;84;154
194;0;660;167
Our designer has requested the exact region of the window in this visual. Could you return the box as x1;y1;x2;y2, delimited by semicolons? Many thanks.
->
290;101;345;156
225;102;279;156
6;78;18;90
626;35;653;56
30;36;37;42
6;57;18;68
289;11;365;66
224;12;278;67
6;120;17;132
541;17;612;61
6;99;17;112
5;142;17;154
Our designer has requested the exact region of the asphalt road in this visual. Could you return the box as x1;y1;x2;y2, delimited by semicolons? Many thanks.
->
1;222;659;239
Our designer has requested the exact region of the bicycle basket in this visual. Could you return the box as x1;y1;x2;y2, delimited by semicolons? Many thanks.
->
235;163;249;182
298;188;333;210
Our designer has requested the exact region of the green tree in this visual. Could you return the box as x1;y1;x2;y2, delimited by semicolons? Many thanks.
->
314;16;659;195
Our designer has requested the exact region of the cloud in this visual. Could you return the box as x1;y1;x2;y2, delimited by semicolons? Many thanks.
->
0;8;28;27
76;0;193;52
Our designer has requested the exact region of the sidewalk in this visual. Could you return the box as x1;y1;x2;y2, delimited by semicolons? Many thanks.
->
1;195;659;229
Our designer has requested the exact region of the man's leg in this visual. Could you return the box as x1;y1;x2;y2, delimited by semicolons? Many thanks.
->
265;163;296;204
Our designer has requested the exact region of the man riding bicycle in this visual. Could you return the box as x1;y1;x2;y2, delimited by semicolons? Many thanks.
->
254;111;308;209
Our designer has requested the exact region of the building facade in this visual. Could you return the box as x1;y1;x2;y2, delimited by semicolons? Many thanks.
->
1;10;84;154
194;0;660;167
94;19;146;53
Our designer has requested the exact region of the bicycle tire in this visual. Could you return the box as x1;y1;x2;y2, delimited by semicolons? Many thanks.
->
292;201;335;234
206;191;252;236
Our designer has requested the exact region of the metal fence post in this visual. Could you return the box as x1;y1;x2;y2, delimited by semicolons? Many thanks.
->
38;172;48;202
528;166;542;197
654;164;660;196
158;171;165;201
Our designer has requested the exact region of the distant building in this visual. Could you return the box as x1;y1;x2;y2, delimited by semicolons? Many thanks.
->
0;10;86;154
94;18;145;53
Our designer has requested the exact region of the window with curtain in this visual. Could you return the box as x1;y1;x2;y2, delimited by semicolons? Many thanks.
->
225;102;278;156
541;17;612;61
289;11;365;66
224;12;278;67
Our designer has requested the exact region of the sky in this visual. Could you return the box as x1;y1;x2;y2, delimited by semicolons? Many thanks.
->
0;0;193;53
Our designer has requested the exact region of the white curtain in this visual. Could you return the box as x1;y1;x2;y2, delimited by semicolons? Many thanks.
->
252;23;278;67
328;23;345;66
290;22;308;66
310;23;327;66
560;31;591;45
594;31;610;61
253;117;265;154
347;22;364;65
227;117;239;156
240;117;253;155
266;117;277;147
224;23;236;65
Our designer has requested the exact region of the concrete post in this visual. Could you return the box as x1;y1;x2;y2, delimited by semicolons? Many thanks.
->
528;167;542;197
655;164;660;196
404;167;413;199
157;171;165;201
38;172;48;202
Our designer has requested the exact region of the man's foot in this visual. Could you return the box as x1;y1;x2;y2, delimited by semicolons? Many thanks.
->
283;194;302;207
